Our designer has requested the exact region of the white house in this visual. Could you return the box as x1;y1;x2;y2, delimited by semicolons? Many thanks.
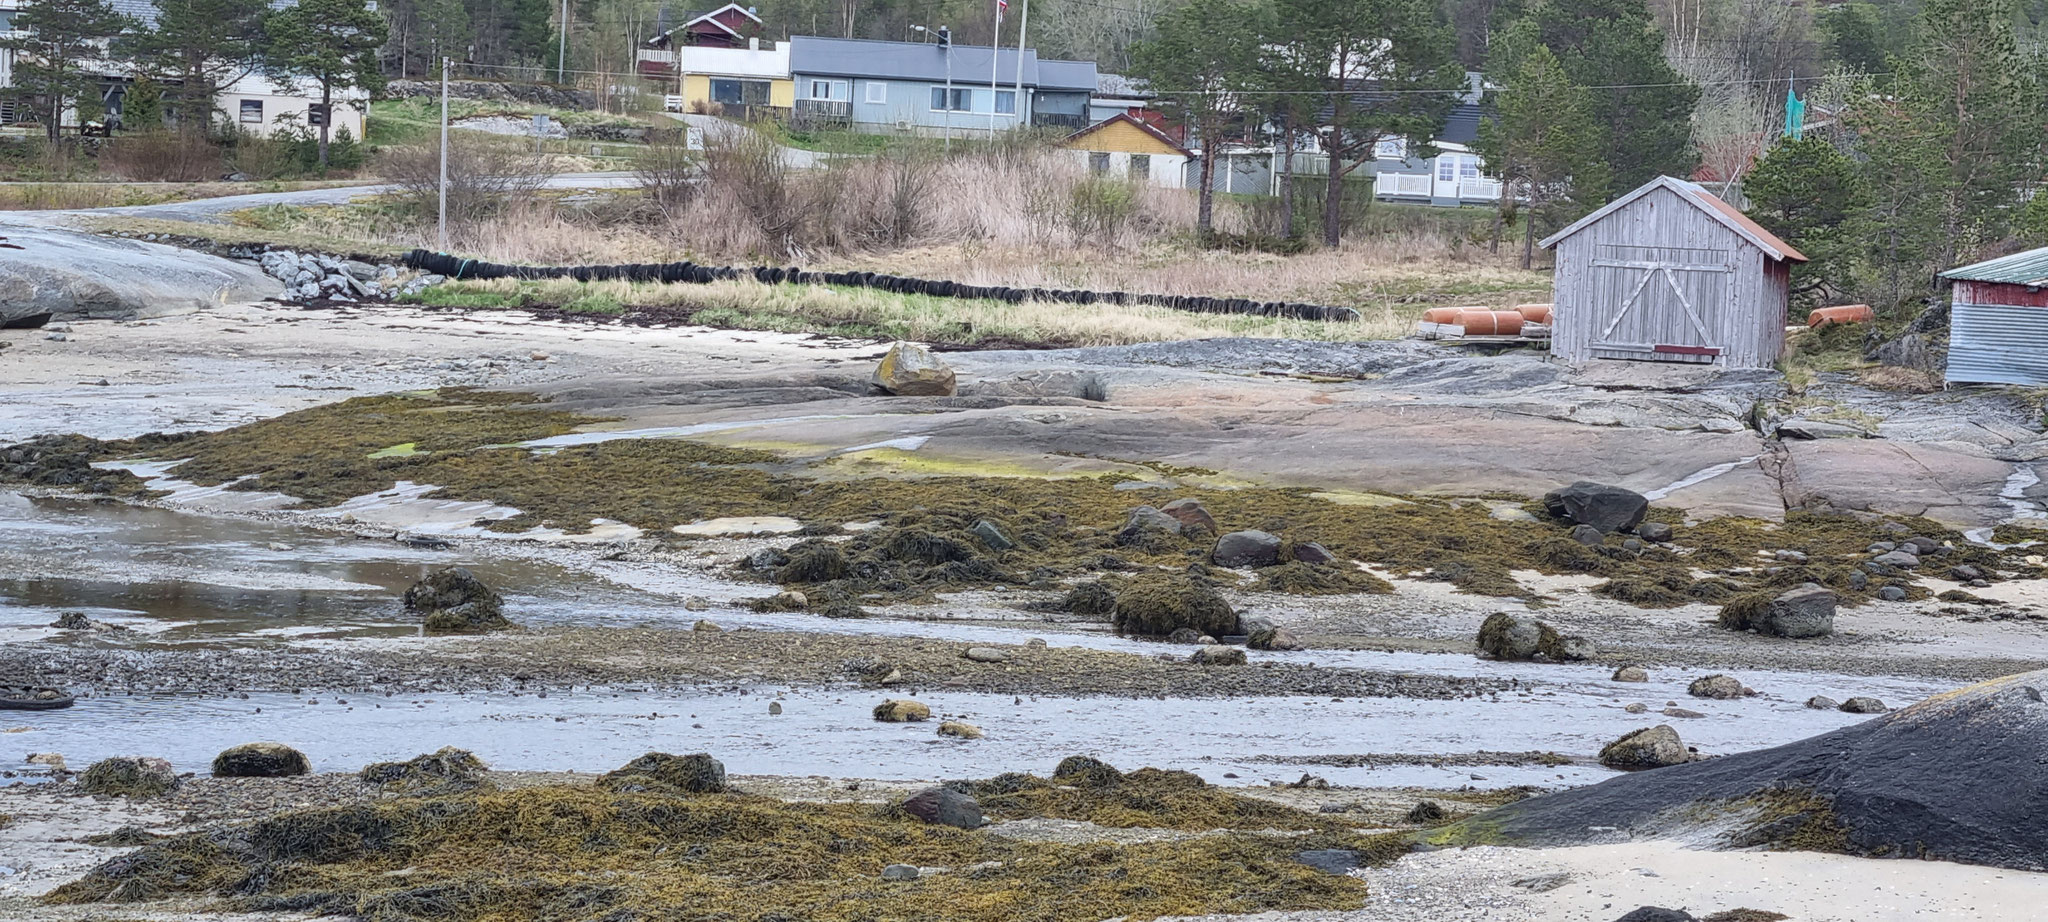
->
218;73;368;139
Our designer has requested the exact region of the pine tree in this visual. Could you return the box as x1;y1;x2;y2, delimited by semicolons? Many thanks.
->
1503;0;1699;191
1272;0;1462;247
124;0;268;129
263;0;388;167
1475;42;1607;268
1743;137;1868;305
1129;0;1262;235
121;74;164;131
0;0;131;141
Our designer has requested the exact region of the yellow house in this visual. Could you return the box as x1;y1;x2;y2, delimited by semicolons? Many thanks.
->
1058;113;1191;188
641;41;794;115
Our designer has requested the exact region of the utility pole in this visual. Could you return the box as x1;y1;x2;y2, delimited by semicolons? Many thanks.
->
438;56;449;250
557;0;568;84
988;4;1001;136
941;26;952;151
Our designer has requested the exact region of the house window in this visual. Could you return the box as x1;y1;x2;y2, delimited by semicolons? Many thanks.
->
239;99;262;123
1128;153;1150;180
712;79;770;105
994;90;1015;115
808;79;844;100
864;82;887;104
1458;155;1481;181
1375;137;1406;160
929;87;970;111
1088;151;1110;173
307;103;329;127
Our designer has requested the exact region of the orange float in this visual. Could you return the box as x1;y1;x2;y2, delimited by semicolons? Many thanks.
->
1455;310;1526;336
1514;303;1554;324
1808;304;1875;328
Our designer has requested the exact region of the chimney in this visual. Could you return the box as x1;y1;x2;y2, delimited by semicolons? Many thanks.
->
749;37;759;51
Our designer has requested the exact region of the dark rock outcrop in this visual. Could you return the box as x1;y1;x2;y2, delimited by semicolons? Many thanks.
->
211;743;310;778
403;567;512;634
600;752;728;794
899;785;983;829
1544;482;1650;534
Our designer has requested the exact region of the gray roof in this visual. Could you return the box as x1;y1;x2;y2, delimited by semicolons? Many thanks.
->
1095;72;1150;98
1943;247;2048;286
1440;102;1481;146
788;35;1095;90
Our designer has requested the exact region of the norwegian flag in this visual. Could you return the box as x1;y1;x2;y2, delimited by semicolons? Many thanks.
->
996;0;1008;18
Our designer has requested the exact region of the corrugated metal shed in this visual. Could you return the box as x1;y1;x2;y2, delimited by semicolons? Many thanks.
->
1539;176;1806;371
1943;246;2048;286
1943;246;2048;386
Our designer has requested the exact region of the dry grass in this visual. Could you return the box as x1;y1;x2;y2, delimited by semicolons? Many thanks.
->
0;179;361;211
413;276;1398;345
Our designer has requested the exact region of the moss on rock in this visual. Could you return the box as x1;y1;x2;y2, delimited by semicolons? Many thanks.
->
1112;574;1237;638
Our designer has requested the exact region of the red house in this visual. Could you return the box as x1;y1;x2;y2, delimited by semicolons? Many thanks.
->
648;4;763;51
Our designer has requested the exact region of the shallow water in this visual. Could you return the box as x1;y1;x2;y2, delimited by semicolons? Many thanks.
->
0;489;1962;790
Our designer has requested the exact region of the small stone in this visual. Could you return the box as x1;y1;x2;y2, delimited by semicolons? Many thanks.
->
1166;628;1204;644
937;721;983;739
1614;908;1696;922
1598;725;1691;769
1687;674;1746;700
1570;524;1606;546
1879;586;1909;602
969;520;1014;551
1949;565;1985;582
1159;498;1218;535
1661;707;1706;719
963;647;1010;664
692;620;723;632
1839;696;1888;714
1873;550;1921;569
882;864;920;881
873;699;931;722
1624;703;1649;714
1213;530;1284;568
529;350;551;361
684;597;711;612
1189;645;1247;666
1612;665;1650;683
899;785;983;828
768;701;783;715
1902;536;1940;554
1622;538;1644;553
1868;542;1896;553
1635;522;1672;542
1805;695;1838;710
1774;550;1809;564
25;752;67;771
1292;541;1337;564
1024;637;1047;648
211;742;310;778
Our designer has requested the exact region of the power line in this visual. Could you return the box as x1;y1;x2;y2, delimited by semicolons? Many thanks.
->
1145;71;1892;97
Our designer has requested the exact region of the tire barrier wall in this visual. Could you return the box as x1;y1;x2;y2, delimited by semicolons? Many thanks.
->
402;250;1363;323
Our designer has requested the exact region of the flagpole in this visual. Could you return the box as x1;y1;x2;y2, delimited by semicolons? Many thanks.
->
989;0;1002;136
1012;0;1028;126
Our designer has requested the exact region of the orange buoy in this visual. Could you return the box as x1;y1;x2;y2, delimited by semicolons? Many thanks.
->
1808;305;1875;328
1514;303;1554;324
1455;310;1525;336
1422;307;1475;324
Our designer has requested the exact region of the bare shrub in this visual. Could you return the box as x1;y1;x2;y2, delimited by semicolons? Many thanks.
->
695;125;813;257
381;141;558;225
97;131;223;182
632;130;700;220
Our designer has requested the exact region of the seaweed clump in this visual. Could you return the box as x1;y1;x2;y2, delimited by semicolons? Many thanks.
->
1597;573;1740;608
598;752;727;795
1257;562;1393;595
956;757;1344;833
358;747;490;796
1059;580;1119;617
48;785;1373;921
1110;573;1238;638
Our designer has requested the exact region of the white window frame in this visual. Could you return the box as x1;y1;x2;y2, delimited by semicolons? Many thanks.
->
808;79;845;100
1458;155;1481;181
1375;137;1406;160
238;99;262;124
864;81;887;105
1436;156;1455;183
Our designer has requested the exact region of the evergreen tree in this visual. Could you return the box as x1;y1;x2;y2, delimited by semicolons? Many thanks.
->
1129;0;1262;235
1743;137;1868;306
1475;42;1607;268
121;74;164;131
0;0;131;141
123;0;268;129
1271;0;1462;247
263;0;388;167
1501;0;1699;191
1853;0;2043;303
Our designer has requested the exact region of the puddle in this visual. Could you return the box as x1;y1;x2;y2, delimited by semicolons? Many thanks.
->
672;516;802;536
1965;464;2046;547
2;677;1941;791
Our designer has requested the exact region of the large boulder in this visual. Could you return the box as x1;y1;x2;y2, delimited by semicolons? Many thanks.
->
403;567;512;634
898;785;984;828
0;226;279;324
1688;674;1747;700
873;699;932;722
211;743;310;778
1245;617;1304;651
1598;726;1692;770
78;757;180;798
600;752;727;794
1431;669;2048;871
1212;530;1283;568
1160;498;1218;535
1113;505;1183;550
871;341;956;396
1476;612;1594;662
1189;645;1247;666
1543;482;1650;534
1718;586;1836;638
1111;574;1238;638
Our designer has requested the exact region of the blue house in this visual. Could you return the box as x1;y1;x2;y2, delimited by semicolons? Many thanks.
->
785;35;1096;135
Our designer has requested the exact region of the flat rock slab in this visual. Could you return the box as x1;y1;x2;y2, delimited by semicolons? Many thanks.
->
0;225;279;323
1785;439;2018;527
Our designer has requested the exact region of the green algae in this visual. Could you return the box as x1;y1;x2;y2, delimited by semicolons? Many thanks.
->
48;785;1375;922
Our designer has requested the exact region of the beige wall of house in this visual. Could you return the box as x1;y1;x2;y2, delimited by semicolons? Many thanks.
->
217;76;367;139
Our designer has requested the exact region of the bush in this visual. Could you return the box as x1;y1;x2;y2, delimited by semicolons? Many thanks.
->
381;140;557;225
97;131;223;182
632;129;699;220
1067;174;1139;241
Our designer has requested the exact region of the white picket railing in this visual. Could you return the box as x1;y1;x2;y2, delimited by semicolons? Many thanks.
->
1378;172;1434;197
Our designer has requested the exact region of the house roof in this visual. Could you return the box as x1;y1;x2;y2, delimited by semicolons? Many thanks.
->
1439;101;1481;146
1943;247;2048;286
1061;112;1192;157
787;35;1096;90
1538;175;1809;263
1095;72;1150;99
654;4;761;41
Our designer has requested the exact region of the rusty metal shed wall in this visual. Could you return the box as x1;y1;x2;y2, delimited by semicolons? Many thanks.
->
1947;280;2048;386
